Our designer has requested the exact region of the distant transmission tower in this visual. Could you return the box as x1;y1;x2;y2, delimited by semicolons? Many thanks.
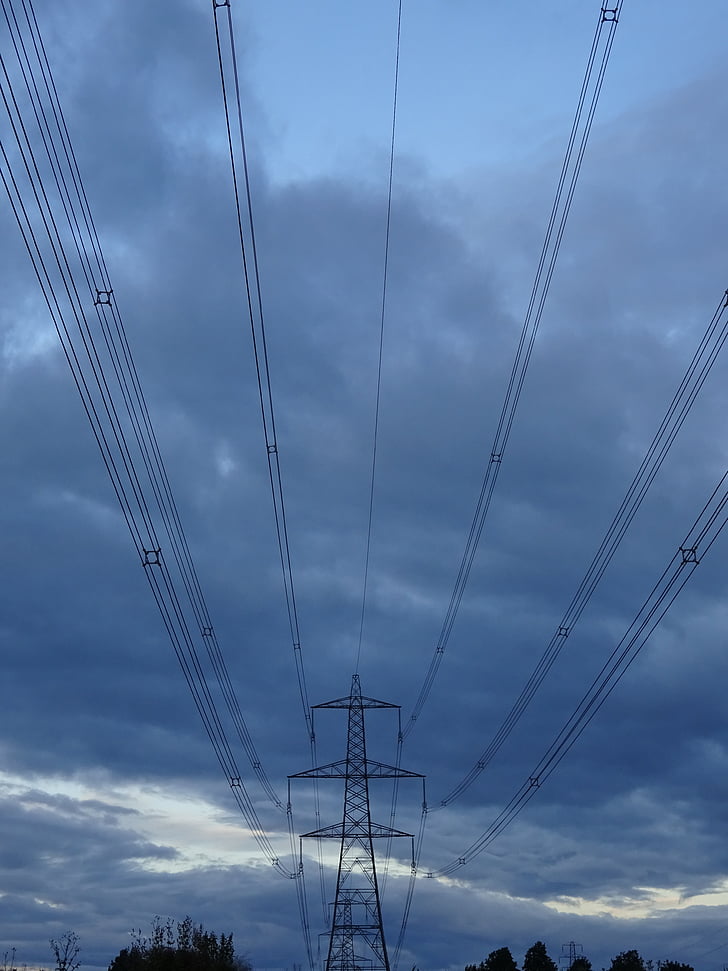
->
560;943;583;968
291;675;423;971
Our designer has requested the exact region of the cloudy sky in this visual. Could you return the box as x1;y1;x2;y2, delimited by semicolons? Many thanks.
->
2;2;728;971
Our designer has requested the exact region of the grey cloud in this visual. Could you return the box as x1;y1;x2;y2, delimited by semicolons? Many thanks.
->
3;3;728;971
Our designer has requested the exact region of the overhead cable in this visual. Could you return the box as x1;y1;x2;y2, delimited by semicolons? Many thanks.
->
211;2;320;952
391;803;428;970
383;0;626;941
429;464;728;876
402;0;624;740
355;0;403;676
1;0;289;873
211;1;313;741
437;287;728;807
3;0;282;810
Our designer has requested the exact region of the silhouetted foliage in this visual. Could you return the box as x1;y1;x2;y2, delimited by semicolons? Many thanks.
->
108;917;249;971
570;958;592;971
2;948;18;971
523;942;557;971
51;932;81;971
609;951;646;971
466;945;691;971
466;947;519;971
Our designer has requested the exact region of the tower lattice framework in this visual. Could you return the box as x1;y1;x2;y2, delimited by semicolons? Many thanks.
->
291;674;422;971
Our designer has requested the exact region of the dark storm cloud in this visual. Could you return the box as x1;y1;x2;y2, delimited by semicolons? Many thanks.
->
3;2;728;971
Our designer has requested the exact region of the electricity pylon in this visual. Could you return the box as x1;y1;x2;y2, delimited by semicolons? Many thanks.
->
560;943;583;968
290;674;423;971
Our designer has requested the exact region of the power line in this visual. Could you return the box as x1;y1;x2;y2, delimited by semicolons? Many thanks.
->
435;286;728;807
210;2;321;954
391;804;427;970
429;465;728;876
401;0;624;741
355;0;403;677
4;0;279;804
0;131;288;870
18;0;286;810
383;2;626;949
1;0;290;874
667;923;728;962
692;940;728;961
211;1;313;741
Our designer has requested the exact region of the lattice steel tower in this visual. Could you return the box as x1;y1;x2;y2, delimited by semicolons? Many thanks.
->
291;674;423;971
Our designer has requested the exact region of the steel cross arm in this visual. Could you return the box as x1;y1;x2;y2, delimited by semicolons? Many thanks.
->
290;759;423;780
329;889;377;906
313;694;399;710
301;821;414;839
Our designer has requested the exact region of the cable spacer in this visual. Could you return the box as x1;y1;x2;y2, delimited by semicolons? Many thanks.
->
491;451;502;463
142;548;161;566
680;545;699;564
601;6;618;21
212;0;230;7
94;288;113;306
267;443;278;455
230;776;241;788
558;625;570;637
202;625;213;637
457;857;466;866
529;775;541;788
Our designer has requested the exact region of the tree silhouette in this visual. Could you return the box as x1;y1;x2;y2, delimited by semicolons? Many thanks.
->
2;948;18;971
108;917;249;971
570;958;592;971
50;932;81;971
523;942;557;971
609;951;646;971
466;947;519;971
